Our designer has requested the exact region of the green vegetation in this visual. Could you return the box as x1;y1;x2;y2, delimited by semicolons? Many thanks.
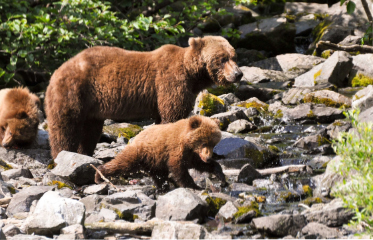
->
301;197;322;206
48;180;73;190
303;95;351;108
233;201;261;219
205;196;227;216
0;159;13;170
317;135;331;146
207;84;237;96
47;159;55;170
333;109;373;233
103;124;143;140
307;110;315;119
321;50;332;59
234;101;269;112
313;69;322;81
351;74;373;87
198;93;225;116
302;185;313;197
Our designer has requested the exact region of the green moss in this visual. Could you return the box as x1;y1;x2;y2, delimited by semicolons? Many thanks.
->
285;14;296;22
233;202;261;219
7;186;16;194
268;145;280;153
312;20;332;45
314;69;322;80
302;185;313;197
273;109;283;119
0;159;13;171
103;124;143;140
234;101;268;112
351;74;373;87
47;159;55;170
301;197;322;206
303;95;350;108
48;180;73;190
207;84;237;96
198;93;225;116
313;13;330;20
321;50;332;59
307;110;315;118
332;120;344;126
245;148;264;168
317;135;331;146
205;196;227;216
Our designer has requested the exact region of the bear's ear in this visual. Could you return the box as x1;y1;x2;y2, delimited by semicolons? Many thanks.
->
188;37;203;50
16;110;28;119
189;116;202;129
212;118;220;127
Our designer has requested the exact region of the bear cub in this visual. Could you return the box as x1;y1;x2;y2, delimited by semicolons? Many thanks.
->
0;88;40;148
95;115;227;190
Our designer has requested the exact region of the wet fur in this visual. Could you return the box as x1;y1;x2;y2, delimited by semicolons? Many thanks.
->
95;116;227;190
45;36;242;159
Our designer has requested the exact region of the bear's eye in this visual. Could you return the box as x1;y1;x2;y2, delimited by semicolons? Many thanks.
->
221;57;229;64
1;127;5;131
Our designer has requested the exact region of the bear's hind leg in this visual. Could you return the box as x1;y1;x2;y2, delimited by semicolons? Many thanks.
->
77;118;104;156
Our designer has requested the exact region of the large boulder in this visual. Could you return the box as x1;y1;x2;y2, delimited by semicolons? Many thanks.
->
252;214;306;237
303;90;352;108
282;88;312;105
240;67;290;84
301;222;340;239
359;106;373;123
51;151;103;185
194;91;226;116
352;85;373;111
348;54;373;87
6;186;53;217
22;191;85;236
237;163;263;185
283;103;345;123
156;188;208;222
226;119;257;134
210;110;247;130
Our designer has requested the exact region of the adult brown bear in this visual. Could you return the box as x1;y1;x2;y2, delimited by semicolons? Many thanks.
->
45;36;243;158
95;115;227;190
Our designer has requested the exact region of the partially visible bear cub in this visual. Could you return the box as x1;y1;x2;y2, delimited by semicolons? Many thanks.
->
95;115;227;190
0;88;40;148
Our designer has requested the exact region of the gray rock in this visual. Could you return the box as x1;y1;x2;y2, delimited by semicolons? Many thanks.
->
295;17;319;36
227;120;257;134
237;164;263;185
22;191;85;236
314;51;353;88
359;106;373;123
236;48;267;66
213;138;278;168
283;103;344;123
293;134;329;151
101;190;156;221
234;210;257;224
41;172;75;190
84;212;104;225
303;198;354;227
93;145;126;162
8;234;50;240
301;222;340;238
29;130;50;150
352;85;373;112
56;188;73;198
268;101;288;117
294;63;324;88
51;151;103;185
1;168;33;181
230;183;256;192
339;35;362;45
252;214;307;237
98;208;119;222
325;120;352;139
240;67;290;84
307;155;332;169
60;224;84;239
83;184;109;195
210;110;247;130
252;179;282;191
282;88;312;105
348;54;373;85
79;194;103;214
234;84;278;102
243;107;259;118
3;224;21;237
303;90;352;108
6;186;53;217
318;26;353;45
156;188;208;222
218;201;237;221
218;93;240;105
285;2;329;14
193;90;226;116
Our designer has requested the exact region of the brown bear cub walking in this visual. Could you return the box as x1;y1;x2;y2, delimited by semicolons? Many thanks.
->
45;36;243;159
0;88;40;148
95;115;227;190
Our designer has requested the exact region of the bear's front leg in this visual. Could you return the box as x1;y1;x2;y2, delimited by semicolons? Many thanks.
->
169;160;202;190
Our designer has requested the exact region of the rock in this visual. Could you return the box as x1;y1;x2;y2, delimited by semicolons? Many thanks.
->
1;168;33;181
325;120;352;139
240;67;290;84
293;134;330;151
301;222;340;239
83;184;109;195
98;208;119;222
194;91;226;116
318;26;353;45
210;110;247;129
307;155;332;169
6;186;53;217
60;224;84;239
213;138;278;168
230;97;268;113
218;201;237;221
268;101;288;118
22;191;85;236
101;190;156;221
250;53;325;79
234;210;257;224
234;84;278;102
42;172;75;190
293;62;324;88
339;35;362;45
282;88;312;105
151;220;223;239
12;177;37;187
315;51;353;88
237;164;263;185
352;85;373;111
236;48;267;66
359;106;373;123
156;188;208;222
3;223;21;237
348;54;373;87
102;122;142;143
252;214;306;237
51;151;103;185
8;234;50;240
237;17;295;55
30;130;50;150
252;179;282;191
230;183;256;193
285;2;329;14
226;120;257;133
93;145;126;162
79;194;103;214
218;93;240;105
303;198;354;227
303;90;352;108
0;148;51;178
295;16;319;36
283;103;344;123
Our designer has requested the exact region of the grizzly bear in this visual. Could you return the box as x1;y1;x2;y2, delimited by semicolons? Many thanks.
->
0;87;40;148
45;36;243;159
95;115;227;190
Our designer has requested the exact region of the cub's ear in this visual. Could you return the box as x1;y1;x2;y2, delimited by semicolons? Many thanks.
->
189;116;202;129
30;94;41;108
212;118;220;127
16;110;28;119
188;37;203;50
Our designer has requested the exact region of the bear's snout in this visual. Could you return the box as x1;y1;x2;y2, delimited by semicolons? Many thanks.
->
199;147;213;163
234;68;243;82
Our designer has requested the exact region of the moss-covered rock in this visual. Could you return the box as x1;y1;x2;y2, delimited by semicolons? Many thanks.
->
300;197;322;206
194;91;225;116
233;201;261;219
231;97;269;112
102;123;143;141
207;84;237;97
0;159;13;171
303;90;352;108
350;73;373;87
48;180;73;190
205;196;227;216
302;185;313;197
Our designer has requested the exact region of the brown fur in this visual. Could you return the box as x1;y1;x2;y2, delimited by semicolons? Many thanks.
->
0;88;40;148
95;115;227;190
45;36;243;159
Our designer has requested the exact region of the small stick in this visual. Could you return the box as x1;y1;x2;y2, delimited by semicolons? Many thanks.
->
298;203;311;210
90;164;122;192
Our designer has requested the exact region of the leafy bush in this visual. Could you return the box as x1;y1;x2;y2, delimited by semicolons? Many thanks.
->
333;109;373;232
